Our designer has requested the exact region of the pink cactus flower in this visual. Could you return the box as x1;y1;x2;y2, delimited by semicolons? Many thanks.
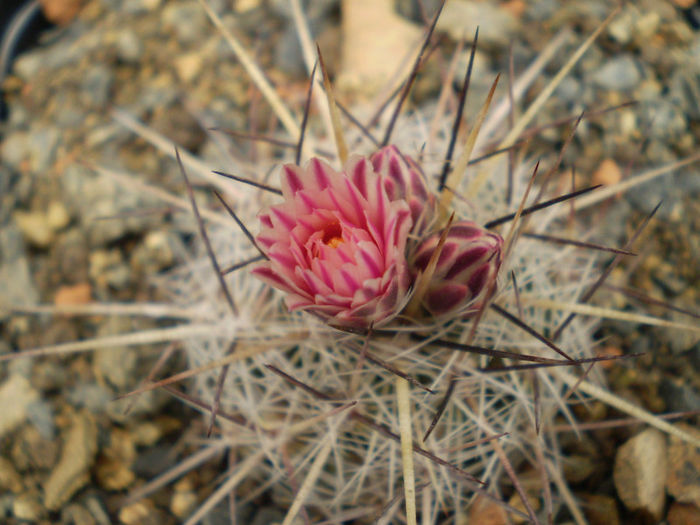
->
252;155;413;328
370;145;437;235
410;221;503;317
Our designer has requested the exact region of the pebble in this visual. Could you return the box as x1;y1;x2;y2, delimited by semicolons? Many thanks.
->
162;2;207;44
13;209;54;248
626;175;680;219
174;51;205;84
660;377;700;414
40;0;85;25
0;495;11;520
123;0;163;13
62;503;98;525
96;455;136;492
524;0;557;21
466;494;507;525
0;224;40;309
11;424;59;471
0;375;40;439
47;201;71;231
206;500;254;525
26;399;56;439
646;99;688;142
131;445;176;478
563;453;597;483
131;418;176;446
126;71;179;113
54;227;90;284
651;261;688;297
106;388;167;423
84;495;112;525
55;283;93;305
30;360;68;393
130;230;177;274
149;104;206;152
635;11;661;40
96;427;137;491
11;52;44;81
592;158;622;187
578;493;620;525
607;7;636;44
554;76;582;104
0;457;24;494
593;55;642;91
43;411;98;511
89;249;132;291
250;507;286;525
667;502;700;525
62;168;156;246
666;424;700;507
12;492;45;521
0;131;30;171
235;0;262;13
115;29;143;63
28;125;61;173
94;318;139;390
507;491;540;524
81;65;114;108
273;0;339;75
171;477;198;519
437;0;518;47
613;428;667;521
338;0;422;97
670;0;696;7
67;383;113;413
118;499;171;525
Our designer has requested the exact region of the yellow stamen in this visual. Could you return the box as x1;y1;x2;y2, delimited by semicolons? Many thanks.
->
326;237;343;248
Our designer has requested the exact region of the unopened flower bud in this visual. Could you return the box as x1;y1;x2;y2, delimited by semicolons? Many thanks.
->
410;221;503;317
370;145;436;235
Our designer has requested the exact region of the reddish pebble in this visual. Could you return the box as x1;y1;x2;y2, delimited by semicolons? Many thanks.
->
592;159;623;187
668;502;700;525
54;283;92;306
39;0;84;26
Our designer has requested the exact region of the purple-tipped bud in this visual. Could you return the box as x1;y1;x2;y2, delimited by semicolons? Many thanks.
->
370;145;436;235
410;221;503;317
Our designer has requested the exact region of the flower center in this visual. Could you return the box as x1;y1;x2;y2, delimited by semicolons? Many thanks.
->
322;221;343;248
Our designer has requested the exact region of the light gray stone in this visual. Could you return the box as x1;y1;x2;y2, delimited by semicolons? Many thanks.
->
437;0;518;47
593;55;642;91
0;375;40;440
614;428;667;521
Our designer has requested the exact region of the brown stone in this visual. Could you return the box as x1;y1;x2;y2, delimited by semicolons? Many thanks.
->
0;457;24;493
96;428;137;491
43;412;98;511
467;494;508;525
507;490;540;524
667;423;700;507
592;159;622;187
39;0;84;25
579;493;620;525
669;0;696;8
54;283;92;306
667;502;700;525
